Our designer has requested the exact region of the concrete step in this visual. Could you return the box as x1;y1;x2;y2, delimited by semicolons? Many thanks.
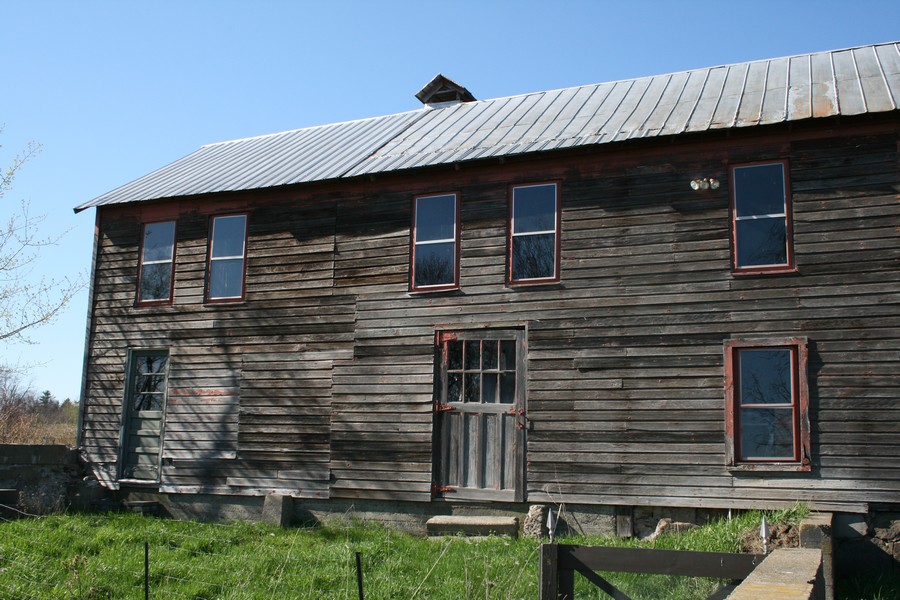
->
426;515;519;537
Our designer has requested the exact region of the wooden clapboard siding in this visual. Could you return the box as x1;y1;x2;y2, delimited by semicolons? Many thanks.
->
321;125;899;511
81;196;354;495
79;118;900;512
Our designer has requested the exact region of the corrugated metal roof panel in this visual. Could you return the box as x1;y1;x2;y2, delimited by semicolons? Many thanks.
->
77;42;900;211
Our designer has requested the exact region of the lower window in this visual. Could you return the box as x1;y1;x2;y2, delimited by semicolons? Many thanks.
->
724;338;810;470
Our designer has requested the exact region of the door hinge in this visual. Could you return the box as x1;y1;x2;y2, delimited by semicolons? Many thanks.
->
506;407;526;429
431;483;454;496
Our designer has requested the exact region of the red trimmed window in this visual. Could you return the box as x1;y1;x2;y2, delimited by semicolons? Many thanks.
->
411;193;459;291
509;182;560;284
724;338;811;470
730;161;794;273
206;214;248;302
137;221;176;305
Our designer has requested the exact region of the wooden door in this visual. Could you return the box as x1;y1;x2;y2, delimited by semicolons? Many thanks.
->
434;330;526;501
119;351;169;481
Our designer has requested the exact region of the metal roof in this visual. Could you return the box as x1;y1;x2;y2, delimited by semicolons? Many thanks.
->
77;41;900;211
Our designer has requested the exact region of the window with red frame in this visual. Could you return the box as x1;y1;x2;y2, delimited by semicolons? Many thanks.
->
137;221;176;305
724;338;810;469
207;214;247;301
509;183;559;283
730;161;794;273
411;193;458;291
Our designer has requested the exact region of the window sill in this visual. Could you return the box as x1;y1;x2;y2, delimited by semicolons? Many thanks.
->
728;463;811;473
507;280;563;290
408;287;462;296
203;299;247;307
731;266;798;277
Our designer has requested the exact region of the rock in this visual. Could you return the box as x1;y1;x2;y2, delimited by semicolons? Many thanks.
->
523;505;546;538
741;522;799;553
646;518;698;542
873;518;900;542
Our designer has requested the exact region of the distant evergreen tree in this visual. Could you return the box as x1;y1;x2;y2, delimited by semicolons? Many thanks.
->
39;390;55;408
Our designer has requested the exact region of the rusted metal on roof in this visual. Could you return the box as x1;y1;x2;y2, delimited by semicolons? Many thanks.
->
77;42;900;211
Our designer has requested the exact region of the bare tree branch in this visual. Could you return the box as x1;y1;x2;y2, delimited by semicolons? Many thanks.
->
0;130;86;344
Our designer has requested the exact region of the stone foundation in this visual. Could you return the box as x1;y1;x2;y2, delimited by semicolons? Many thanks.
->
834;511;900;576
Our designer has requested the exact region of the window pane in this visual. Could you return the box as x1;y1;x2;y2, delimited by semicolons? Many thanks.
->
209;258;244;298
415;195;456;242
499;340;516;371
740;407;794;459
130;353;167;412
211;215;246;258
739;349;792;405
142;222;175;262
482;373;498;403
465;340;481;370
448;340;463;371
736;218;787;267
139;263;172;302
447;373;462;403
512;233;556;280
134;374;166;396
414;242;455;287
482;340;498;370
513;185;556;233
734;164;785;217
464;373;480;403
500;372;516;404
137;355;167;375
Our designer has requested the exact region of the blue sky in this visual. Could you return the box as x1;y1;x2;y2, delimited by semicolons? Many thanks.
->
2;0;898;402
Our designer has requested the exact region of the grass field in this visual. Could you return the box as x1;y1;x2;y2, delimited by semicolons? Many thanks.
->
0;506;895;599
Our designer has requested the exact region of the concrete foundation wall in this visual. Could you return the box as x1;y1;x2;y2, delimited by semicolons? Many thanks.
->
0;444;84;514
120;491;724;539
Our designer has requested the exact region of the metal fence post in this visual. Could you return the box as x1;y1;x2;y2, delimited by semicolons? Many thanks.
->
144;541;149;600
355;551;364;600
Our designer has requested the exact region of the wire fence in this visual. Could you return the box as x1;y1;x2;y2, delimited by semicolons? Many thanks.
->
0;504;539;600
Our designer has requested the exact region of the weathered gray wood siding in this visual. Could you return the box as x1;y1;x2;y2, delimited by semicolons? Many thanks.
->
327;125;900;512
81;120;900;512
82;201;354;497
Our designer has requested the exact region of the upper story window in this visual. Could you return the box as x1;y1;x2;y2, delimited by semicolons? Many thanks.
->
137;221;176;305
724;337;810;471
206;214;247;302
730;161;794;273
411;193;459;291
509;183;559;284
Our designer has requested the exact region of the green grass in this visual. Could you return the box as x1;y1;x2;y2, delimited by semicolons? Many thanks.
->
0;504;877;600
0;513;540;599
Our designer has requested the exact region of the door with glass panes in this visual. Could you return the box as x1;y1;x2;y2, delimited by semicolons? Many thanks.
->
119;351;169;481
434;330;526;501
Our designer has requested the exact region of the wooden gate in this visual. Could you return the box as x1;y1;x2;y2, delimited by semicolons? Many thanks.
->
433;330;526;501
539;543;766;600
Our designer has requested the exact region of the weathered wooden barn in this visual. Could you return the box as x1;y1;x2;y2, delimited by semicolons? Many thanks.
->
76;42;900;532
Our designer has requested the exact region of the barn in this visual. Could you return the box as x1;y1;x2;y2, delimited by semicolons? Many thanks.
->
75;42;900;537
